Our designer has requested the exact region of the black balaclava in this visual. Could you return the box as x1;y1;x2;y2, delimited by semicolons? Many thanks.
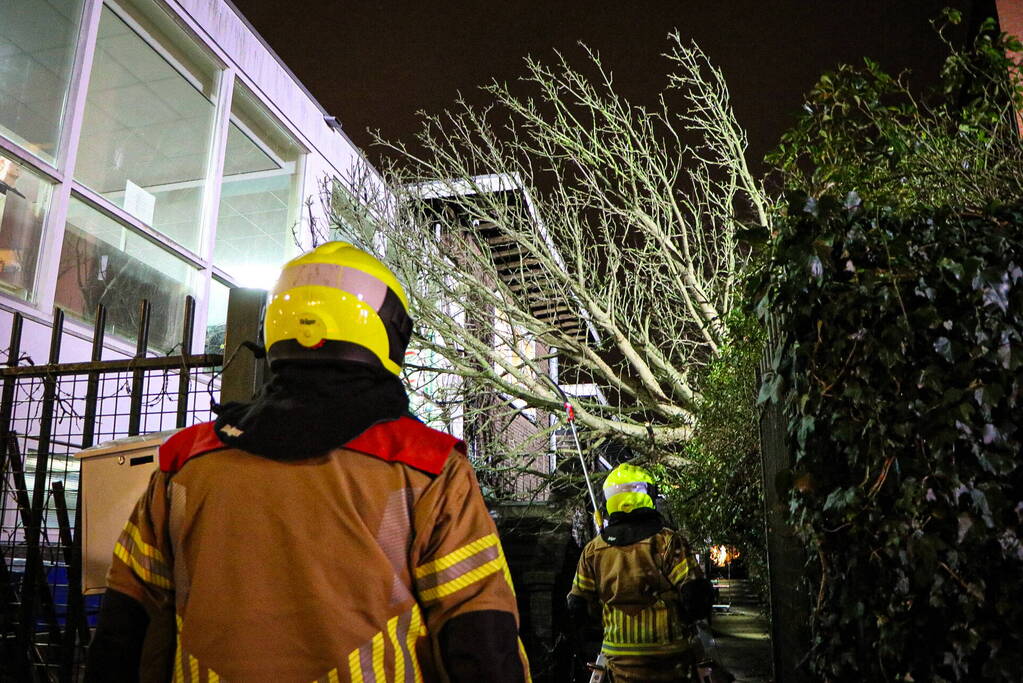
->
213;362;409;461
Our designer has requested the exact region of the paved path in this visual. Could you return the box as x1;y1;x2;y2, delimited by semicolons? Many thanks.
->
706;579;773;682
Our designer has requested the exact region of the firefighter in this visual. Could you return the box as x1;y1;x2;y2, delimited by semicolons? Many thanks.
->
86;242;531;682
567;464;713;682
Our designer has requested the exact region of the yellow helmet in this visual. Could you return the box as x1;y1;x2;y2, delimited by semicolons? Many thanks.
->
603;463;657;514
264;242;412;375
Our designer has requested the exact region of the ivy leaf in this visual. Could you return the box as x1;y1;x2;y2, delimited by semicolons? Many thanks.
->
987;283;1010;313
934;336;954;362
957;513;974;543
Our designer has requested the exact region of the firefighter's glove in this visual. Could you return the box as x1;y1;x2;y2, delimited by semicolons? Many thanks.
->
680;577;715;623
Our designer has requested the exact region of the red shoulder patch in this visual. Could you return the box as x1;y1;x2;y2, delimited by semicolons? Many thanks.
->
159;422;226;473
343;416;463;475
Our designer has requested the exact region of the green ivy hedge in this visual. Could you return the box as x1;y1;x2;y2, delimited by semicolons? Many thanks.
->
757;194;1023;681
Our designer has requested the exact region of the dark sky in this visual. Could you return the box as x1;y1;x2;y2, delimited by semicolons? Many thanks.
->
229;0;986;169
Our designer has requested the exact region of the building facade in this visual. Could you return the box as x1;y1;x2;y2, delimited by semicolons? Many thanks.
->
0;0;374;363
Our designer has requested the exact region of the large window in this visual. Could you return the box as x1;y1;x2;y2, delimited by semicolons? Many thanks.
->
0;0;84;163
73;3;219;251
213;83;303;285
0;152;53;299
204;277;230;354
56;197;200;352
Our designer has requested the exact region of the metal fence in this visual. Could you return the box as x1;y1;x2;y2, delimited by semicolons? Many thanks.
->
0;299;223;682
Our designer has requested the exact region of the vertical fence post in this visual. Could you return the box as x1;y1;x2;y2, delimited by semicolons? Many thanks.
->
59;306;107;681
0;313;30;679
8;434;62;658
127;300;151;437
0;313;23;537
176;296;196;428
52;478;87;683
21;309;66;665
80;305;106;451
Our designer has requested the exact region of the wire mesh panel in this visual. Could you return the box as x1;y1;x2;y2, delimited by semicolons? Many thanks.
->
0;300;224;682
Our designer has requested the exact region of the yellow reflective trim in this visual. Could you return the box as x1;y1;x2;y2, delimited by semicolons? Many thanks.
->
418;556;503;602
573;573;595;591
415;533;498;578
173;628;184;683
407;605;424;683
348;647;364;683
669;557;695;584
328;668;339;683
519;638;533;683
387;614;405;683
602;639;691;656
209;672;219;683
122;521;169;563
114;542;172;589
371;631;385;683
499;544;516;597
189;654;198;681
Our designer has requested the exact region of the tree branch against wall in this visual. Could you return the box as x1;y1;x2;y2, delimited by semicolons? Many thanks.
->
329;34;769;459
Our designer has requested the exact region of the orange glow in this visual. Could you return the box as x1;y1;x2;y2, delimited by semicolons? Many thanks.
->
710;545;740;567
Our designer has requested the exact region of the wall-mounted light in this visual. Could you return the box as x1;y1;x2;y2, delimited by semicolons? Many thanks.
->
323;115;343;132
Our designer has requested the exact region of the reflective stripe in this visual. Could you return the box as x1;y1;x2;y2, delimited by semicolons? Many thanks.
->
113;542;173;589
406;605;424;683
275;263;389;312
418;556;504;602
603;603;677;646
209;673;219;683
121;521;169;564
114;520;173;589
416;534;508;602
173;630;184;683
602;481;652;498
573;572;595;591
416;545;500;592
519;638;533;683
500;542;517;597
415;534;498;577
189;654;198;682
602;640;692;656
387;614;405;683
348;648;365;683
371;631;386;683
669;557;695;585
341;605;426;683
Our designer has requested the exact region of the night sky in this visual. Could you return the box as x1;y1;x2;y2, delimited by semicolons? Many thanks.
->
229;0;986;169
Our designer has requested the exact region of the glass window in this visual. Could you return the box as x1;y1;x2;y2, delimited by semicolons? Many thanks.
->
56;196;200;352
0;152;52;299
73;4;219;252
0;0;84;163
213;83;303;285
204;278;229;354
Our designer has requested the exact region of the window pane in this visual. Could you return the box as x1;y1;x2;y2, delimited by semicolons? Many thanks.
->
73;5;218;251
56;197;200;352
213;84;303;285
0;152;52;299
205;278;229;354
0;0;84;162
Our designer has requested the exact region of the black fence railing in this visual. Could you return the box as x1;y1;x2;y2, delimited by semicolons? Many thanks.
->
0;299;223;682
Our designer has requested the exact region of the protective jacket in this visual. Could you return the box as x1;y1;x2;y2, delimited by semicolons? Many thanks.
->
569;509;703;680
88;416;530;683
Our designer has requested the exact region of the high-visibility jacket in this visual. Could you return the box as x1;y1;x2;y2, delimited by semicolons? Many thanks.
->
569;525;702;659
103;417;531;682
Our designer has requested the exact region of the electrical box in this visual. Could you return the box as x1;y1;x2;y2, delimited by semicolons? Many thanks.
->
75;430;178;594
